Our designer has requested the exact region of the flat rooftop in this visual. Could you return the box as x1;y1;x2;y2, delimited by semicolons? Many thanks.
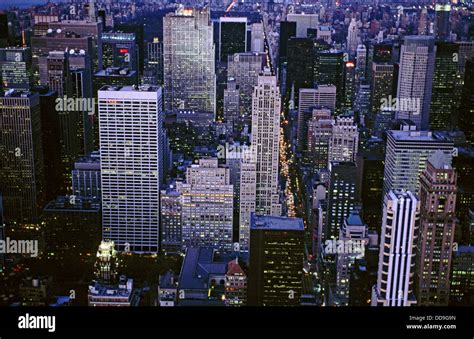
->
251;214;305;231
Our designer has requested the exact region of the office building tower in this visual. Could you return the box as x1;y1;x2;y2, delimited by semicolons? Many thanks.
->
356;139;384;233
47;20;102;72
99;85;163;253
371;63;396;119
316;50;345;112
429;42;459;130
307;108;333;170
347;18;359;54
31;31;93;84
239;152;257;251
383;128;454;197
144;38;163;86
114;23;144;75
355;80;371;125
177;158;233;252
248;215;305;306
223;77;240;127
453;148;474;227
39;51;70;96
435;2;451;41
418;8;428;35
250;72;281;217
336;211;369;306
285;37;314;104
250;23;264;53
356;44;367;79
98;32;138;72
343;61;356;110
160;187;182;254
0;90;45;224
459;59;474;147
72;151;101;201
227;52;265;124
287;13;318;38
327;162;360;241
42;196;101;261
372;190;420;307
396;36;436;129
219;17;247;63
449;246;474;306
278;21;296;70
163;7;216;116
69;51;94;155
297;85;336;152
416;151;457;306
328;115;359;164
0;47;33;91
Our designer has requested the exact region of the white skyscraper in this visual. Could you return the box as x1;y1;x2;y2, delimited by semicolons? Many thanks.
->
372;190;420;307
177;158;234;252
251;72;281;216
99;85;163;253
163;7;216;115
239;71;281;250
396;36;436;129
383;127;454;197
328;115;359;164
347;18;359;54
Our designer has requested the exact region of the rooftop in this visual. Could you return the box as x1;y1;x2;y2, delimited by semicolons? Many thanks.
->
250;214;305;231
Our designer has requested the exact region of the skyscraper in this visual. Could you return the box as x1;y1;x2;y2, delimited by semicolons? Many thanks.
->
297;85;336;152
416;151;457;306
227;52;265;126
307;108;333;170
248;214;305;306
250;72;281;217
326;161;360;242
160;187;182;254
372;190;420;307
163;7;216;116
285;37;314;104
238;72;281;250
98;85;163;253
429;42;459;130
383;128;454;198
0;47;33;91
219;17;247;63
98;32;138;72
177;158;233;252
0;90;45;224
396;36;436;129
347;18;359;54
328;115;359;164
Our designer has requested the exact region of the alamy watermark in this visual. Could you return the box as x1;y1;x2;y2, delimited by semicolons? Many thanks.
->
55;96;95;116
380;95;421;114
0;237;38;257
324;239;365;256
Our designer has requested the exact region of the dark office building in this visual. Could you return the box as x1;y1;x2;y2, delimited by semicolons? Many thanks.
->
327;162;360;241
357;140;384;234
316;50;345;113
435;2;451;41
34;87;64;199
429;42;459;130
285;37;314;104
42;196;101;261
98;32;138;72
449;246;473;306
459;59;474;147
219;18;247;63
278;21;296;69
248;215;305;306
114;23;144;74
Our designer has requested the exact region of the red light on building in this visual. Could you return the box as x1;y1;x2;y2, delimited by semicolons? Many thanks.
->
119;48;129;54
